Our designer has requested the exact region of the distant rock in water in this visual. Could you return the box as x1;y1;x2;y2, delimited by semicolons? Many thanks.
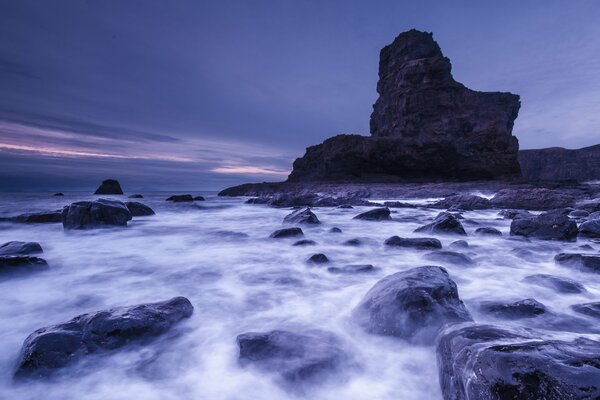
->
62;199;132;229
166;194;194;202
288;29;521;182
128;194;144;199
53;192;64;196
519;144;600;182
94;179;123;195
5;211;62;224
14;297;193;378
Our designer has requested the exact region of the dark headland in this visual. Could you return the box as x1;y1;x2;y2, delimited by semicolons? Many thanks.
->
220;29;600;200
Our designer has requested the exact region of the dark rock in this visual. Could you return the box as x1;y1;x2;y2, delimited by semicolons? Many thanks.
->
0;256;48;275
589;211;600;220
569;210;590;219
498;209;533;220
328;264;376;274
522;274;585;294
270;227;303;239
431;195;492;211
555;253;600;273
383;201;417;208
0;241;43;256
283;208;320;225
53;192;64;196
343;238;362;246
491;188;575;211
14;297;193;378
415;213;466;235
9;211;62;223
293;239;316;247
193;196;205;201
480;298;547;319
125;202;155;217
384;236;442;250
448;240;469;249
474;227;502;236
329;227;342;233
166;194;194;202
337;205;353;209
62;199;132;229
236;329;348;384
579;219;600;238
437;324;600;400
94;179;123;195
519;144;600;182
247;193;371;208
510;210;578;241
307;254;329;264
424;251;474;266
353;207;391;221
128;194;144;199
353;266;471;343
571;302;600;319
579;244;595;251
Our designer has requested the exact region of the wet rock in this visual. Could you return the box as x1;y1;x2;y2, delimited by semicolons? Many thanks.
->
94;179;123;195
424;251;474;266
293;239;316;247
270;227;303;239
571;302;600;319
510;210;578;241
431;195;491;211
353;207;391;221
14;297;193;378
0;256;48;276
579;244;595;251
448;240;469;249
283;208;320;225
491;188;575;211
193;196;205;201
555;253;600;273
498;209;533;220
474;227;502;236
569;210;590;219
338;205;353;209
249;193;371;208
62;199;132;229
236;329;348;384
53;192;64;196
329;227;342;233
437;324;600;400
342;238;363;246
522;274;585;294
589;211;600;220
384;236;442;250
415;213;466;236
166;194;194;202
125;202;155;217
479;298;547;319
328;264;376;274
8;211;63;223
128;194;144;199
353;266;471;343
307;254;329;264
579;219;600;238
0;241;43;256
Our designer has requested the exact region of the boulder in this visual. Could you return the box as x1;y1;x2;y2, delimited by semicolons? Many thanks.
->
0;241;43;256
0;256;48;275
431;195;492;211
424;251;474;266
353;207;391;221
571;302;600;319
491;188;575;211
479;298;547;319
193;196;205;201
474;227;502;236
62;199;132;229
579;219;600;238
94;179;123;195
384;236;442;250
125;202;155;217
166;194;194;202
307;254;329;264
353;266;471;343
437;324;600;400
293;239;316;247
14;297;193;378
510;210;578;241
522;274;585;294
283;208;320;225
236;329;348;384
415;213;466;235
328;264;376;274
269;227;303;239
555;253;600;273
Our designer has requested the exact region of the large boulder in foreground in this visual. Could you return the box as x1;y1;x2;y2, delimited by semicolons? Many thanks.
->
437;324;600;400
61;199;132;229
510;210;578;241
353;266;472;343
288;29;521;182
14;297;193;378
237;329;348;384
94;179;123;195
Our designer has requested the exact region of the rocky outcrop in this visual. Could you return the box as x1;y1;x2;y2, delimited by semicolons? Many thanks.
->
519;144;600;182
62;199;132;229
415;212;467;235
491;188;576;210
94;179;123;195
288;29;521;182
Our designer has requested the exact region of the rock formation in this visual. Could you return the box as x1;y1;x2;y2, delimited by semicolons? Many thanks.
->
519;144;600;182
288;29;521;182
94;179;123;195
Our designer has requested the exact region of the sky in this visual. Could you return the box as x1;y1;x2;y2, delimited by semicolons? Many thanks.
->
1;0;599;191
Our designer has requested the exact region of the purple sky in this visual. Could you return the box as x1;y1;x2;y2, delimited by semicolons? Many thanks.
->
1;0;599;191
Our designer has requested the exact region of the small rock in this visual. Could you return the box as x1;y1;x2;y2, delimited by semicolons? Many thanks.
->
415;213;467;236
579;219;600;238
328;264;376;274
588;211;600;220
474;227;502;236
128;194;144;199
384;236;442;250
94;179;123;195
569;210;590;219
555;253;600;273
448;240;469;249
9;211;62;223
353;207;391;221
193;196;205;201
283;208;320;225
329;227;342;233
0;241;43;256
342;238;362;246
510;209;578;241
498;209;533;220
338;205;353;209
431;195;491;211
480;298;547;319
0;256;49;275
522;274;585;294
166;194;194;202
270;227;303;239
125;202;155;217
53;192;64;196
293;239;316;247
307;254;329;264
424;250;474;266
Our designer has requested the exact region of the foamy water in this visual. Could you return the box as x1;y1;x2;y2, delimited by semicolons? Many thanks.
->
0;192;599;399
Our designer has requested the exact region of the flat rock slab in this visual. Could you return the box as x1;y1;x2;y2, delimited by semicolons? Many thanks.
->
384;236;442;250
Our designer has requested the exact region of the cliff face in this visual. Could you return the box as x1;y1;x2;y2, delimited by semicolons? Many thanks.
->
288;29;522;182
519;145;600;182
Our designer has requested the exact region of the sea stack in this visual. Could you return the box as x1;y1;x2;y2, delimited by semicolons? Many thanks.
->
288;29;521;182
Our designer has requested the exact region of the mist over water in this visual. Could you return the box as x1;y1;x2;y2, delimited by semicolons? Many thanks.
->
0;193;599;399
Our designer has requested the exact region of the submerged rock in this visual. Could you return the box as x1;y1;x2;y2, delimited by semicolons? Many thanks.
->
384;236;442;250
0;241;43;256
415;213;466;235
474;227;502;236
448;240;469;249
522;274;585;294
166;194;194;202
125;202;155;217
0;256;48;275
14;297;193;378
479;298;547;319
62;199;132;229
283;208;320;225
353;207;391;221
498;209;533;220
307;254;329;264
270;227;303;239
128;194;144;199
193;196;206;201
53;192;64;196
328;264;376;274
424;251;474;266
94;179;123;195
342;238;363;246
571;302;600;319
510;210;578;241
329;227;342;233
293;239;316;247
353;266;471;343
437;324;600;400
555;253;600;273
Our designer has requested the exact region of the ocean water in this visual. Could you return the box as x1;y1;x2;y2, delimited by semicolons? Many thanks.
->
0;192;599;399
